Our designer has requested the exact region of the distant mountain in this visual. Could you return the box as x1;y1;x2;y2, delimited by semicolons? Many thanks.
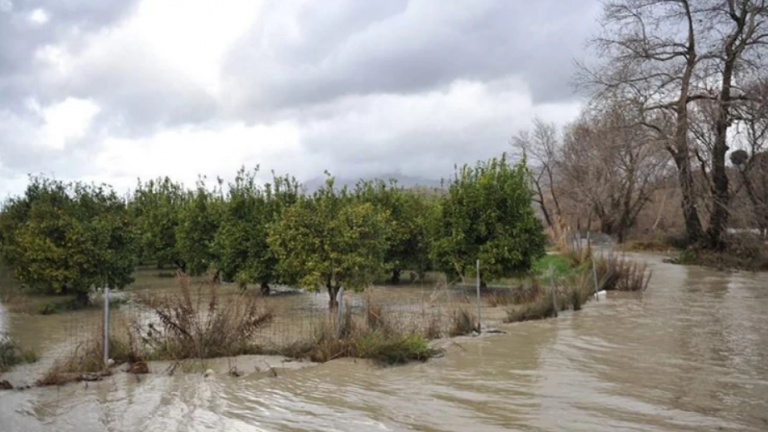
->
302;173;444;192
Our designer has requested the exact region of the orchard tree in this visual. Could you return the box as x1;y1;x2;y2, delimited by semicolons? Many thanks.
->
213;168;299;295
434;155;546;286
0;177;136;305
354;180;432;284
268;178;390;309
176;178;223;276
129;177;186;268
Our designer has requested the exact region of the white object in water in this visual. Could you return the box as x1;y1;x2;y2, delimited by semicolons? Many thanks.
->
204;369;215;378
106;358;115;367
595;290;607;299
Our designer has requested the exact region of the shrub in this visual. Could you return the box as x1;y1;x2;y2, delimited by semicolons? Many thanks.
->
505;293;558;323
592;254;651;292
134;272;273;360
485;279;544;307
273;302;433;365
0;337;38;373
448;306;475;336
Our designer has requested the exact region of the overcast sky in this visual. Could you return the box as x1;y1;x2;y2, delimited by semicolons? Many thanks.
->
0;0;600;196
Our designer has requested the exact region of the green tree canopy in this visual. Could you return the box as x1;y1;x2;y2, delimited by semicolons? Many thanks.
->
212;168;300;294
129;177;186;268
0;177;136;303
268;178;390;308
176;178;223;276
354;180;435;284
434;154;545;285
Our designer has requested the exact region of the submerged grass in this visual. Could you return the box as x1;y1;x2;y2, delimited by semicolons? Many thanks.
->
268;302;435;365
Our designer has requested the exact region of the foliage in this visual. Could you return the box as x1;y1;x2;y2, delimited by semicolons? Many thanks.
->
175;178;223;275
0;177;137;303
531;254;573;278
212;168;299;292
433;154;546;285
129;177;187;268
354;180;436;283
268;177;391;305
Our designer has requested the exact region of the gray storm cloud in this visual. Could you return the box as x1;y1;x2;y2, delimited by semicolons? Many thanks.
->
0;0;599;197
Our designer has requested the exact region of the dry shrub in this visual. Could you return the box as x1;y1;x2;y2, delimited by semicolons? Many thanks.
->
592;254;651;292
36;338;109;386
274;302;432;364
134;272;273;360
448;305;475;336
485;279;544;307
505;293;558;323
564;245;593;267
677;233;768;271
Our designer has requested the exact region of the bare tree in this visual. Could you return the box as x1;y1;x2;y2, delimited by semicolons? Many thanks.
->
560;106;671;243
577;0;768;248
731;78;768;235
511;119;563;230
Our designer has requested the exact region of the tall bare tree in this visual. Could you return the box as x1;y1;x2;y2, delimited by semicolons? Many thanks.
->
560;106;671;243
511;119;563;230
578;0;768;248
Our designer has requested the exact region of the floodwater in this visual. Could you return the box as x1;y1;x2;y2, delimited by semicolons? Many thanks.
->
1;254;767;431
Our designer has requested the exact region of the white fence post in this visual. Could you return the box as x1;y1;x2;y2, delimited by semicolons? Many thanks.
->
476;259;481;333
103;286;110;367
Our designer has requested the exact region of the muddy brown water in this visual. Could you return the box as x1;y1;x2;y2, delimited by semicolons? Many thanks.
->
1;253;768;431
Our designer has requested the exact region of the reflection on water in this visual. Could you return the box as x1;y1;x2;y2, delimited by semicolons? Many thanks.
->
1;254;768;431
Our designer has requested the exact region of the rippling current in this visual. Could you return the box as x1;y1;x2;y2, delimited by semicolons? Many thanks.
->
1;253;767;431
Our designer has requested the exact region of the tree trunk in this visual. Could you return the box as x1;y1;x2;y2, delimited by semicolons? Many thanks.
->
707;12;744;250
673;151;704;245
260;282;270;296
391;268;401;285
326;282;340;310
673;1;704;246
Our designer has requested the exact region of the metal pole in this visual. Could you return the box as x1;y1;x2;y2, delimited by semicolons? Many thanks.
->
549;265;558;318
103;286;110;366
591;256;600;302
336;287;345;338
476;259;481;333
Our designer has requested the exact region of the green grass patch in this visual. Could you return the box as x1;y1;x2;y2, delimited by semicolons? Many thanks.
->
532;254;573;278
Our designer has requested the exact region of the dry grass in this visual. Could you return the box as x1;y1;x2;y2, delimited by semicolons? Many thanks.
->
448;305;475;336
485;279;544;307
134;272;273;360
36;339;108;386
269;301;433;364
592;254;652;292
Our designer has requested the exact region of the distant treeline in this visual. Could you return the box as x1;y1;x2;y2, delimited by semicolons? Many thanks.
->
0;154;545;306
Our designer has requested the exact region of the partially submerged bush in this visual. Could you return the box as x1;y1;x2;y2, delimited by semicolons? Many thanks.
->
135;273;273;360
273;303;433;365
592;254;651;292
505;292;558;323
448;305;475;336
0;337;38;373
485;279;544;307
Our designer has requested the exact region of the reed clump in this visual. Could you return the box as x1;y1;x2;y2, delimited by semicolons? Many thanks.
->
272;302;433;364
592;254;651;292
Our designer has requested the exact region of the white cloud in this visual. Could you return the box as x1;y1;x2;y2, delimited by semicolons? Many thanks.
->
29;8;49;25
39;98;100;150
94;120;302;191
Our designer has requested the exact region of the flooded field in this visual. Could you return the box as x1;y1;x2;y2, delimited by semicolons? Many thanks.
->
1;254;767;431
